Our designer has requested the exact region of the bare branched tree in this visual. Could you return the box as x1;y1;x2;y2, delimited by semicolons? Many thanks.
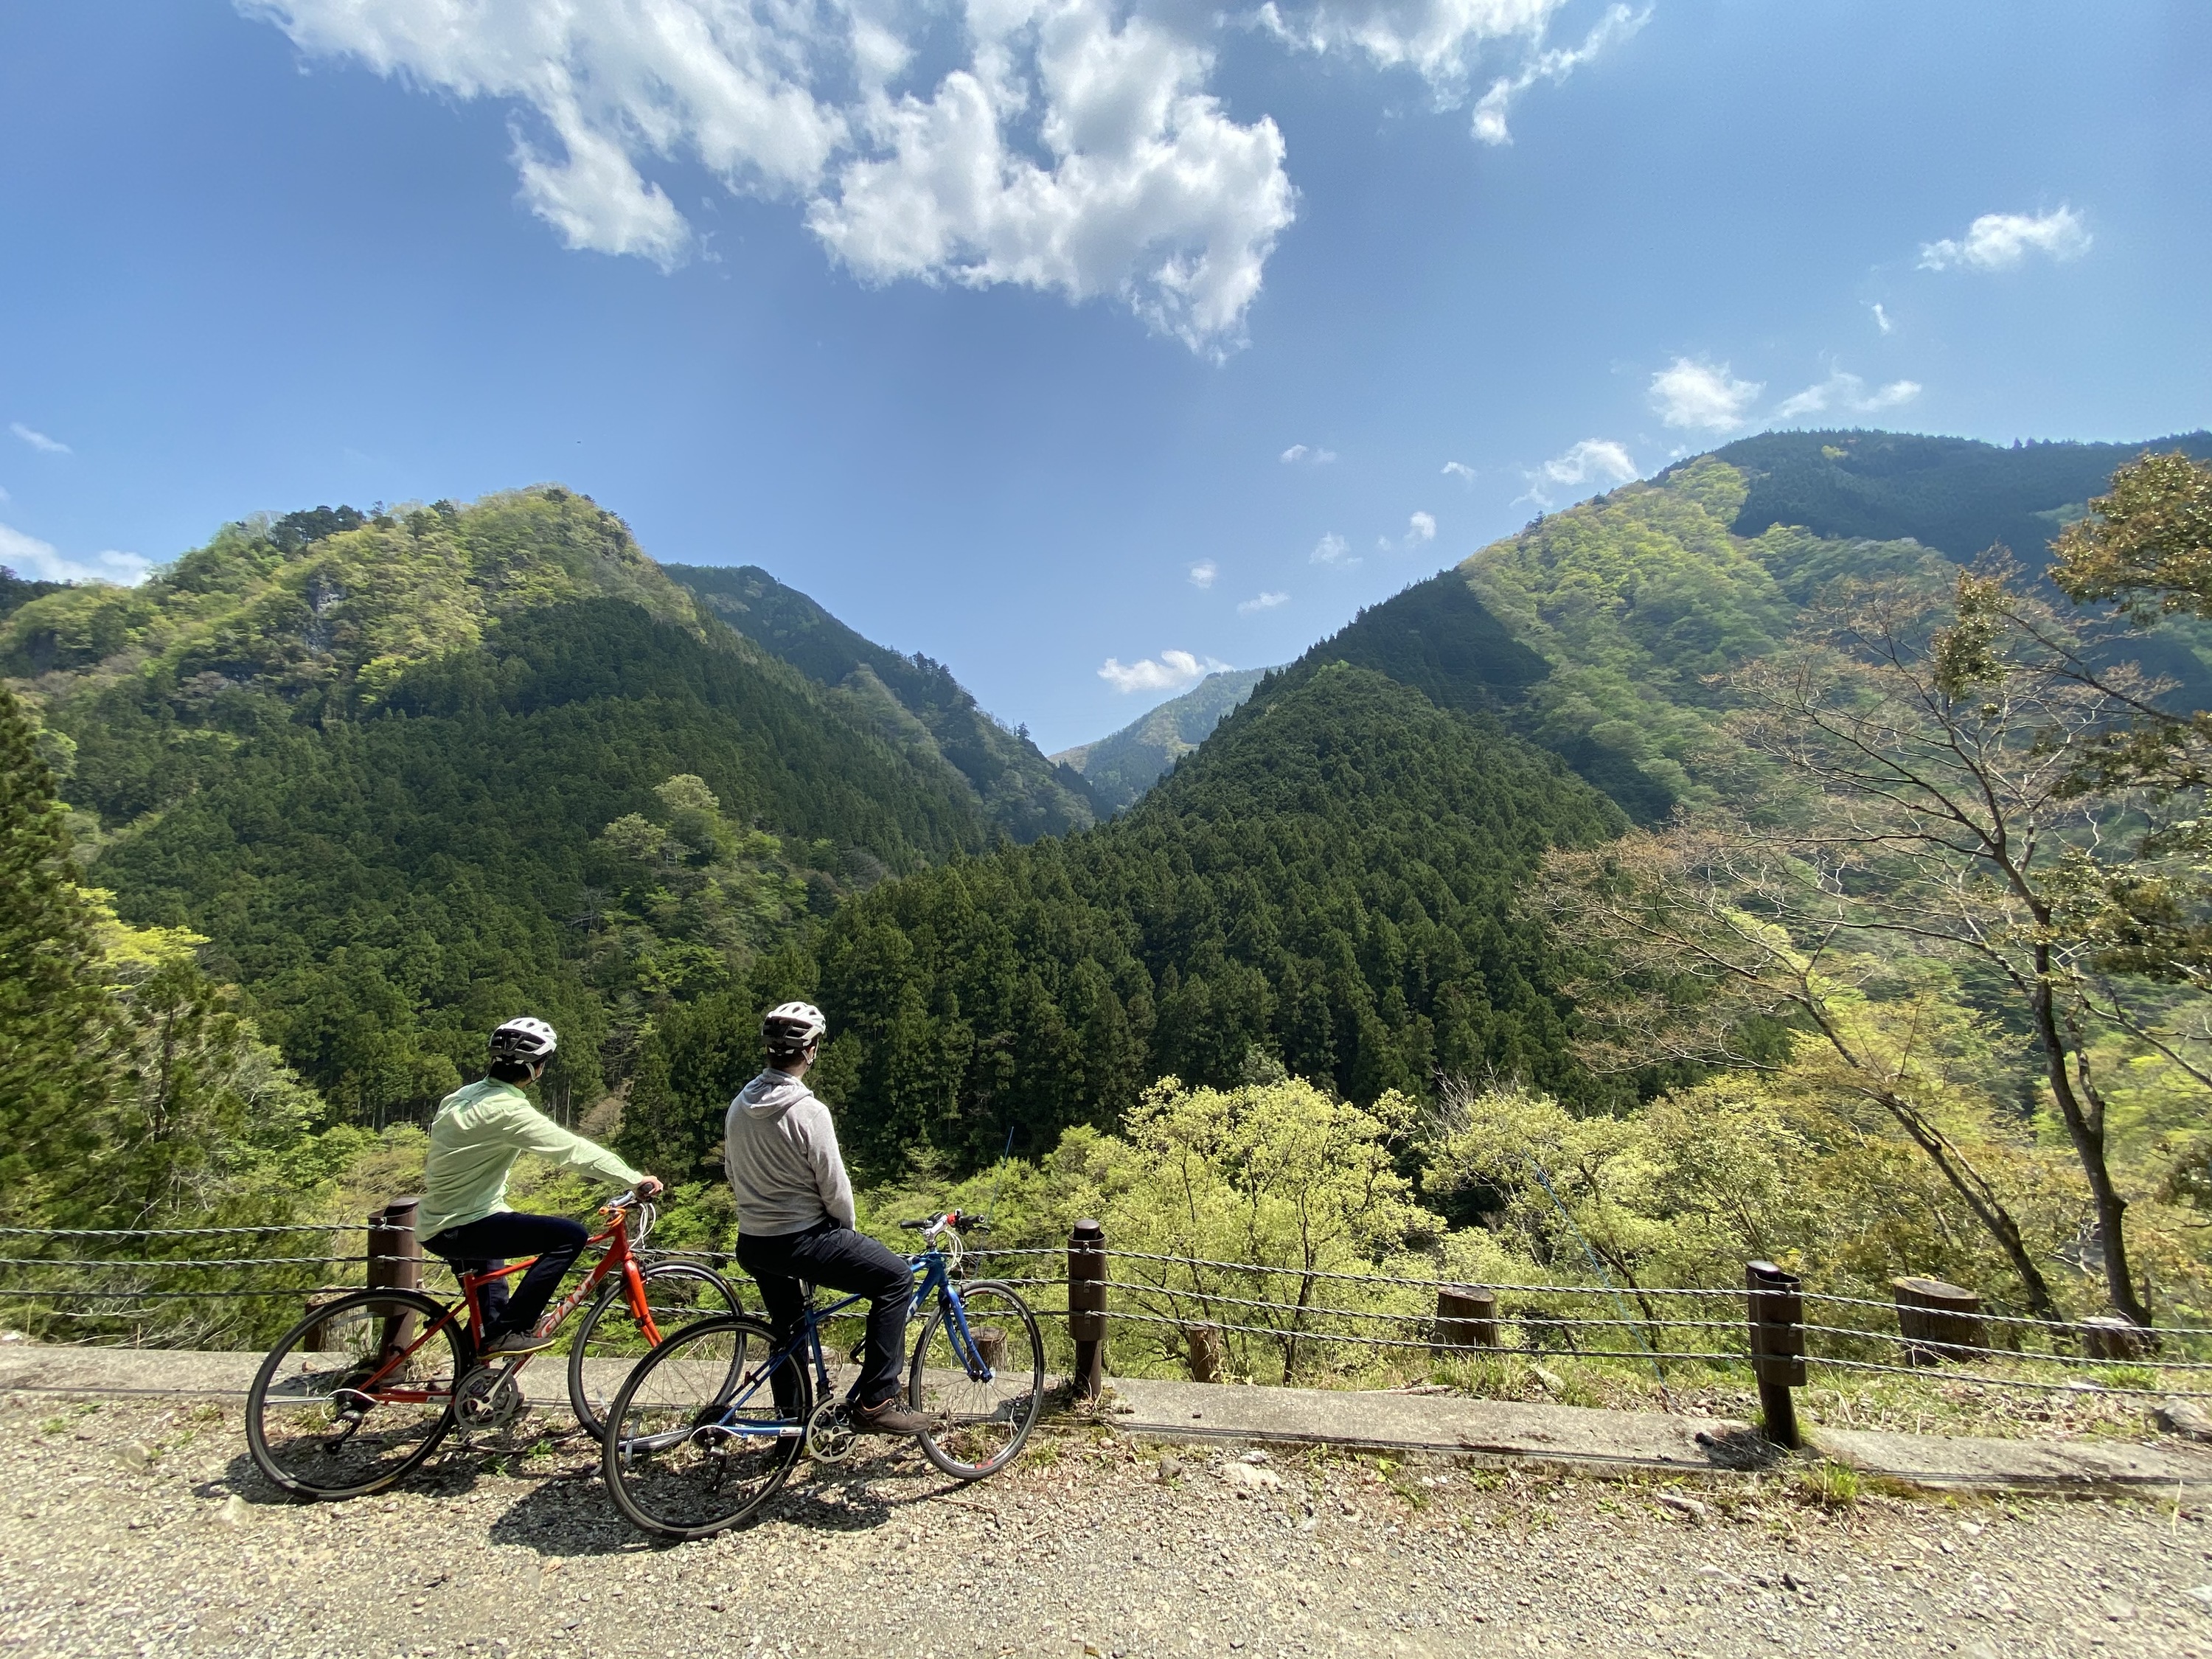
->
1548;566;2200;1328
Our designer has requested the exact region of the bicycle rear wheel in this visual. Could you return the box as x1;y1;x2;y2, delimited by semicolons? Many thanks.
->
246;1289;465;1499
567;1262;744;1439
908;1281;1044;1481
602;1315;807;1540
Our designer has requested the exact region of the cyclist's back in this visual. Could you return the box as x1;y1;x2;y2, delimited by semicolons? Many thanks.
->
420;1018;658;1355
726;1002;925;1435
725;1067;852;1234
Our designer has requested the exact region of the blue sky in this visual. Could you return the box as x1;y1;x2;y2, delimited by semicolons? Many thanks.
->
2;1;2207;750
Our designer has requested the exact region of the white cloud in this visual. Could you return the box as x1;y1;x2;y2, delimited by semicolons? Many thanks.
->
11;423;71;456
1405;510;1436;543
248;0;1293;352
1919;206;2090;273
813;0;1294;354
1649;358;1762;433
0;521;148;586
1871;302;1892;335
1237;590;1290;613
1188;560;1218;588
1310;532;1354;566
1281;443;1338;465
1257;0;1639;144
1773;370;1921;423
1545;437;1637;488
1520;437;1637;507
1097;647;1229;692
1441;460;1477;483
1469;4;1646;145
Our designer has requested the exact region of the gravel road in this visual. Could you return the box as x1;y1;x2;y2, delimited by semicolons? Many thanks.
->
3;1392;2210;1658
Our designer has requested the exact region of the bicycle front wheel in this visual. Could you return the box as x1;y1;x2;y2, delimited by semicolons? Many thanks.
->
567;1262;744;1438
246;1289;465;1500
602;1315;807;1540
908;1281;1044;1481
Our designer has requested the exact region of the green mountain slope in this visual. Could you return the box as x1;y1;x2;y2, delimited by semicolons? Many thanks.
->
1237;431;2212;825
1;565;64;622
667;563;1097;841
629;664;1625;1178
1711;428;2212;565
5;491;995;1121
1051;667;1270;813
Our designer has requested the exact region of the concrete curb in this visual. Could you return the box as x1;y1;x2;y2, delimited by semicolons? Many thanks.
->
12;1343;2212;1495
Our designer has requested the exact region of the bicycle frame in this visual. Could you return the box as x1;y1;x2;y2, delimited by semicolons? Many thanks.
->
694;1244;993;1444
345;1205;658;1405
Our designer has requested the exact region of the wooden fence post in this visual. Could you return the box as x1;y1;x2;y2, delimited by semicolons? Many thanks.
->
1430;1287;1501;1354
1746;1260;1804;1450
368;1197;423;1360
1068;1219;1107;1401
1893;1276;1981;1366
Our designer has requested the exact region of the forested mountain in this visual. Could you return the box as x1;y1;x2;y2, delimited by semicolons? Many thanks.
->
4;491;998;1123
1246;435;2212;827
1711;428;2212;565
1;565;63;620
1051;667;1270;813
622;664;1624;1181
12;427;2201;1186
667;563;1097;841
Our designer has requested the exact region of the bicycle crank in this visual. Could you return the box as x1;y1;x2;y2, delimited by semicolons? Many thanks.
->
805;1398;856;1464
454;1363;526;1434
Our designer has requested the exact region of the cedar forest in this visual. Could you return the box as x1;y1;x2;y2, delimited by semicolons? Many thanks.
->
7;430;2212;1378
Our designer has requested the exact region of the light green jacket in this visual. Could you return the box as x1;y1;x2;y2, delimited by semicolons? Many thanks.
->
416;1079;644;1242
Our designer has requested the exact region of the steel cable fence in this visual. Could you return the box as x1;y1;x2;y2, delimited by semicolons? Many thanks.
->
4;1223;2211;1413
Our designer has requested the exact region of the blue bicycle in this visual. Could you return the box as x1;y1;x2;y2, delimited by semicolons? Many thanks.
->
600;1210;1046;1539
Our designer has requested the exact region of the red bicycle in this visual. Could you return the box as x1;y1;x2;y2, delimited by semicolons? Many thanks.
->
246;1191;741;1499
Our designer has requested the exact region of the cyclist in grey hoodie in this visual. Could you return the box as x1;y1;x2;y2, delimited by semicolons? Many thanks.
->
726;1002;927;1435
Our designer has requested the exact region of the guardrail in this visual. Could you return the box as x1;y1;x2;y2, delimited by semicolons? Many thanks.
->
4;1214;2210;1445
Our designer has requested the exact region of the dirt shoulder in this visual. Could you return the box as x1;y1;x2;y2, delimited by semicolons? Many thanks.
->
3;1394;2210;1658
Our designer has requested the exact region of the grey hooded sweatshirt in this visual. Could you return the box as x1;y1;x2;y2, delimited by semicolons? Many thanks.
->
723;1070;856;1237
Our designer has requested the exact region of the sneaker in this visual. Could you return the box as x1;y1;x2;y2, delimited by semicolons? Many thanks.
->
852;1397;930;1436
479;1327;556;1357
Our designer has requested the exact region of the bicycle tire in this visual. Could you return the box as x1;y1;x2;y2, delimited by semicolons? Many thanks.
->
246;1287;465;1500
907;1280;1045;1481
602;1315;808;1540
566;1262;744;1439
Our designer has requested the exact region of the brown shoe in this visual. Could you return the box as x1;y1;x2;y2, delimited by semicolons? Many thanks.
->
852;1397;930;1436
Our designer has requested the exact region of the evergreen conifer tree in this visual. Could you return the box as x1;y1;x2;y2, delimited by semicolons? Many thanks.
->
0;684;112;1224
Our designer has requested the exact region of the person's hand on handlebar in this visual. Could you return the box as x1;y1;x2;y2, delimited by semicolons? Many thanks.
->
633;1176;665;1200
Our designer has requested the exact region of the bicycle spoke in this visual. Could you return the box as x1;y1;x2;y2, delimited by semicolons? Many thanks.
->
248;1293;464;1500
567;1262;742;1439
909;1284;1045;1481
604;1317;805;1540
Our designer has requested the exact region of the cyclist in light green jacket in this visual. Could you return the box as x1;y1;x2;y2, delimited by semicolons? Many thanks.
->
417;1018;662;1356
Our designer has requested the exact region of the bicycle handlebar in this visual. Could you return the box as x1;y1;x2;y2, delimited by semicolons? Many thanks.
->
898;1210;992;1237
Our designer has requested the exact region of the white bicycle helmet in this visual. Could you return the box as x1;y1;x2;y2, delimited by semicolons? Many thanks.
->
489;1016;559;1065
762;1001;827;1052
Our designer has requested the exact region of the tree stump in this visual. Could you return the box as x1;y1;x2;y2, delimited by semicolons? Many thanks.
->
1430;1287;1501;1354
1185;1324;1225;1383
971;1326;1007;1374
1893;1276;1982;1365
2079;1315;2152;1360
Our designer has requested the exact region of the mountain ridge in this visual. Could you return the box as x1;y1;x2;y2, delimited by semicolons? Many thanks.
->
667;563;1098;842
1051;667;1272;813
